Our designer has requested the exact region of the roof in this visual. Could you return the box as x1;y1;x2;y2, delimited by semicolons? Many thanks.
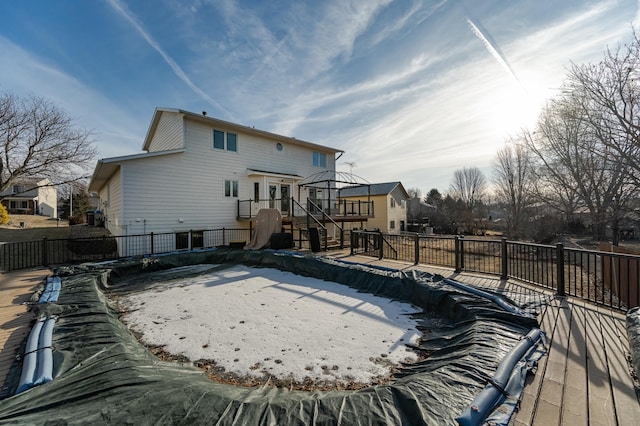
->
339;182;409;198
143;108;344;155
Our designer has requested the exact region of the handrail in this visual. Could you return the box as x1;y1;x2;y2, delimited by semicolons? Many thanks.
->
306;199;345;248
380;233;398;259
292;198;328;250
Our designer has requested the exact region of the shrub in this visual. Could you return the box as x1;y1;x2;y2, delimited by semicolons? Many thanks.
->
0;203;9;225
69;213;87;225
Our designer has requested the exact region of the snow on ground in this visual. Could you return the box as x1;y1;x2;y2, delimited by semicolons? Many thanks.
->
119;265;423;387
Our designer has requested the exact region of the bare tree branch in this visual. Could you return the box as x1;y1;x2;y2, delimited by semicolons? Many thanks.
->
0;92;97;193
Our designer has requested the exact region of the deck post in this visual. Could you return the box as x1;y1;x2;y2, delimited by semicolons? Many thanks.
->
414;233;419;265
455;236;462;272
42;237;48;267
501;237;508;279
556;242;565;296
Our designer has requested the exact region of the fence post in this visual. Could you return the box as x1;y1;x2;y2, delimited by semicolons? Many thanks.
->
454;236;462;272
102;236;107;260
414;233;419;265
378;232;383;260
350;231;355;255
222;228;226;246
556;242;565;296
501;237;508;280
0;242;5;273
150;232;154;254
42;237;48;267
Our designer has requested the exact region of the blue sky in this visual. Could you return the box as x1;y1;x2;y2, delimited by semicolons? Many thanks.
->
0;0;637;193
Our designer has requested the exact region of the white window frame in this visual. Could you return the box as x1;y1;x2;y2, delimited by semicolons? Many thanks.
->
312;151;327;167
224;179;239;197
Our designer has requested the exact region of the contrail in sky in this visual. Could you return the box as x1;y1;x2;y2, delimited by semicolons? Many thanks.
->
106;0;231;117
466;17;527;93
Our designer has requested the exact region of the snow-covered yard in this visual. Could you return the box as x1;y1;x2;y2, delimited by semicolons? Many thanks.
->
119;265;423;389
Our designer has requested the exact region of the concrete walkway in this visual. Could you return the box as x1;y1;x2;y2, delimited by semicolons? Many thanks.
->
0;268;49;396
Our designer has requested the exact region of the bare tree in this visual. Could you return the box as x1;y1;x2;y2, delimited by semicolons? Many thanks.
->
0;92;97;194
448;167;487;233
406;187;422;199
492;135;535;237
564;27;640;186
527;91;637;244
450;166;486;210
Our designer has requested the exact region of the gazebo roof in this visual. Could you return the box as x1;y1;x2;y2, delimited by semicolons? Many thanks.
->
298;170;370;188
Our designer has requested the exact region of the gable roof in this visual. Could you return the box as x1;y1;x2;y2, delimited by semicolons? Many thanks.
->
339;182;409;198
143;108;344;155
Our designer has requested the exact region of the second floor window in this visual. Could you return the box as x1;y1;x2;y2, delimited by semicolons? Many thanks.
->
390;198;396;208
213;130;238;152
312;151;326;167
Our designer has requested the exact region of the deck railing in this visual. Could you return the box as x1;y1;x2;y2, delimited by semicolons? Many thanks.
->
237;197;374;220
351;231;640;310
3;228;638;310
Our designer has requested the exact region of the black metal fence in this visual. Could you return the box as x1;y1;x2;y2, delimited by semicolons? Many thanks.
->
0;228;253;273
351;231;640;310
4;228;638;310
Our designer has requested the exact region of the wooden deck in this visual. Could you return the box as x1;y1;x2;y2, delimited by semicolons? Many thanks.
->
1;256;638;425
330;252;640;425
0;268;48;397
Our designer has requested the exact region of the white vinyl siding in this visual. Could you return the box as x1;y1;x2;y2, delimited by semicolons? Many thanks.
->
99;169;122;235
36;179;57;218
146;112;184;152
92;111;340;238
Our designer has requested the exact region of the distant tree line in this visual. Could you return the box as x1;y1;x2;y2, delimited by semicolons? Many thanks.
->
412;27;640;245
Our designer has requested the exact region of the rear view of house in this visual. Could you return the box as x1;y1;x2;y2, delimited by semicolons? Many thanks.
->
88;108;343;247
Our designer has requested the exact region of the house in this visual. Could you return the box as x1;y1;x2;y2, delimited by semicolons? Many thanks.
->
0;178;57;218
338;182;409;234
88;108;343;244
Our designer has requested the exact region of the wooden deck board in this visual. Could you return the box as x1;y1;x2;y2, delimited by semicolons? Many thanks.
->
584;303;617;425
596;305;640;426
562;298;588;424
0;268;47;397
514;298;561;425
534;298;572;425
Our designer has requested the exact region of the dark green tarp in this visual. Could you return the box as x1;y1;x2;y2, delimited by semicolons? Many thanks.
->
0;249;544;425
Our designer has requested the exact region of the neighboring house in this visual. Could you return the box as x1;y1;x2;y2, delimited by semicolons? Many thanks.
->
88;108;343;243
338;182;409;234
0;178;57;218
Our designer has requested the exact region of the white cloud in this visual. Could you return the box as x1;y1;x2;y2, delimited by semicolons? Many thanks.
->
0;36;143;159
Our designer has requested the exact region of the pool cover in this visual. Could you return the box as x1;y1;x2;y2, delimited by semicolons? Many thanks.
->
0;249;545;425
